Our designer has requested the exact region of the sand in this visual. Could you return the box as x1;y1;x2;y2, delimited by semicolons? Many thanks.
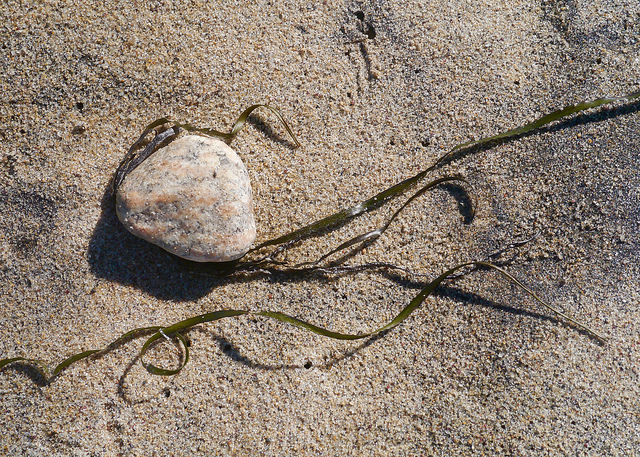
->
1;0;639;455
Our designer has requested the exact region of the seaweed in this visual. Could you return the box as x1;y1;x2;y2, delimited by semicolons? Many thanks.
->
3;90;639;383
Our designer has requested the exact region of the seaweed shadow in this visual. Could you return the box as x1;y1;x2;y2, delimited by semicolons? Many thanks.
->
439;99;640;167
441;182;474;225
1;363;49;387
246;113;299;149
115;269;587;404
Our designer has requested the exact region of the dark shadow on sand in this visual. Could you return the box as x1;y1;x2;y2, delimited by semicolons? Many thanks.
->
86;184;234;301
437;99;640;167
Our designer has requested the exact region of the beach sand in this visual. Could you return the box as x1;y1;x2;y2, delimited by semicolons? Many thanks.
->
1;1;639;455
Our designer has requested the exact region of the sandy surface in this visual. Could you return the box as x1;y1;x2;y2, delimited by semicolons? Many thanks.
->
1;1;639;455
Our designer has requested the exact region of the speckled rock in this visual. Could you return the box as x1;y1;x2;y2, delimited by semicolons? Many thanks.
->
116;134;256;262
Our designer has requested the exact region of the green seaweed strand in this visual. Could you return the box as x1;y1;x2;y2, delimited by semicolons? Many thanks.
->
3;89;636;381
0;261;604;382
252;89;640;252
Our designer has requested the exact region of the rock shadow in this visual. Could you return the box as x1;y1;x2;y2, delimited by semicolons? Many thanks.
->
87;184;233;301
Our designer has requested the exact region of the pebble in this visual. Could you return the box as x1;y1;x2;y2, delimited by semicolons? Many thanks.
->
115;134;256;262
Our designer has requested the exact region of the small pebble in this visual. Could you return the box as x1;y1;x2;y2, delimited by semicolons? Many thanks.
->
116;134;256;262
71;125;86;135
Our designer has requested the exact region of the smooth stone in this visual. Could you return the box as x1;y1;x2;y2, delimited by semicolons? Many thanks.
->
116;134;256;262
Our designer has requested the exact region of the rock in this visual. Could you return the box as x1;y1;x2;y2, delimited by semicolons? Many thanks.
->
115;134;256;262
